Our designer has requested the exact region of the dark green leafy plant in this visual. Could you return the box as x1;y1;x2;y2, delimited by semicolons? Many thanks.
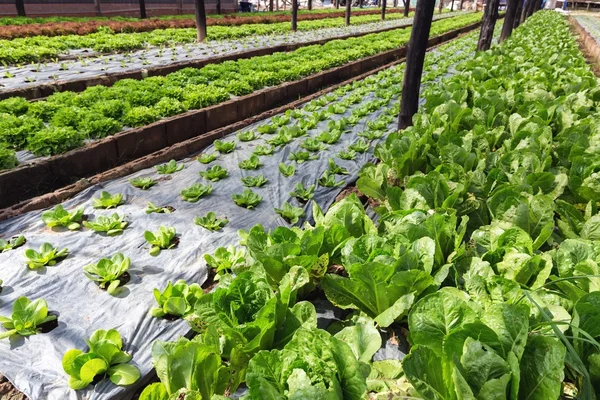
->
26;126;86;156
92;191;124;209
0;296;56;340
238;155;262;170
0;235;26;253
252;145;275;156
62;329;140;389
0;144;18;170
144;226;177;256
328;158;350;175
156;159;184;174
24;242;69;269
150;280;203;318
181;183;213;202
197;152;217;164
232;189;262;209
275;202;305;224
214;139;236;154
289;150;317;164
290;182;316;202
279;162;296;177
194;212;229;231
204;245;246;277
83;253;130;295
129;177;156;190
83;213;128;236
145;202;174;214
41;205;84;230
122;106;159;127
241;174;268;187
319;171;345;187
199;165;229;182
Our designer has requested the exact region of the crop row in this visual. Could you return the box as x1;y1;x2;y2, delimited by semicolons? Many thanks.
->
0;12;481;172
0;8;411;39
0;10;433;65
0;31;479;399
127;11;600;398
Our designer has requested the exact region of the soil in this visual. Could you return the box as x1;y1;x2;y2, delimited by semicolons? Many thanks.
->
0;375;26;400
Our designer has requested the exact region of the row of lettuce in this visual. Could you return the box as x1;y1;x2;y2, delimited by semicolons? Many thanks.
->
136;11;600;399
0;10;437;65
0;12;480;172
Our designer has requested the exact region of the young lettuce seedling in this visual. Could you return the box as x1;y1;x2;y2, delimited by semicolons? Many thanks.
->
241;175;268;188
83;253;130;295
274;202;305;224
290;182;316;202
180;183;213;203
232;189;262;209
289;151;317;164
129;177;157;190
156;159;184;174
41;205;84;230
62;329;140;389
194;212;229;231
204;246;246;278
145;202;175;214
319;171;346;188
92;191;124;209
197;152;217;164
0;235;26;253
349;139;370;153
24;243;69;269
252;145;275;156
199;165;229;182
83;213;128;236
214;139;236;154
0;296;56;340
327;158;350;175
238;155;262;170
337;149;357;160
150;280;203;318
300;138;327;152
279;162;296;177
237;130;259;142
144;226;177;256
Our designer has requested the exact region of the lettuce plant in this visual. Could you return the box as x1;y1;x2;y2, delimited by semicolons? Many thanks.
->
83;213;128;236
337;149;357;160
257;123;277;134
349;139;370;153
289;150;317;164
290;182;315;202
358;129;384;140
62;329;140;389
279;162;296;177
275;202;305;224
41;205;84;230
197;152;217;164
150;280;203;318
204;245;246;277
327;158;350;175
300;137;327;152
180;183;213;203
316;129;342;145
84;253;130;295
319;171;345;187
232;189;262;209
92;191;124;209
214;139;236;154
0;296;56;340
271;114;290;127
145;226;177;256
252;145;275;156
145;202;174;214
194;212;228;231
129;177;156;190
199;165;228;182
237;130;259;142
24;243;69;269
238;155;262;170
266;131;293;147
241;174;268;187
156;159;184;174
0;235;25;253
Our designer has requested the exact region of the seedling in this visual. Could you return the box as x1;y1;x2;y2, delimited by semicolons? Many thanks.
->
290;182;316;202
349;139;370;153
181;183;213;203
144;226;177;256
0;236;25;253
92;191;124;209
237;130;259;142
83;253;130;295
275;202;305;224
241;175;268;187
239;155;262;170
300;138;327;152
232;189;262;209
129;177;156;190
41;205;84;231
253;145;275;156
337;149;357;160
204;246;246;277
271;114;290;127
319;171;345;188
279;162;296;177
316;130;342;145
194;212;229;231
0;297;56;340
257;124;277;134
24;243;69;269
358;130;385;140
214;140;236;154
145;202;175;214
150;280;203;318
62;329;140;389
199;165;228;182
197;152;217;164
327;158;350;175
83;214;128;236
267;131;293;147
156;160;184;174
289;151;317;164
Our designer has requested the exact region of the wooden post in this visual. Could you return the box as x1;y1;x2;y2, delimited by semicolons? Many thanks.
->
382;0;386;18
337;0;340;9
513;0;523;28
269;0;274;11
195;0;207;42
345;0;351;25
94;0;102;15
459;0;464;9
398;0;436;129
404;0;410;15
524;0;536;18
477;0;499;51
450;0;453;10
292;0;298;30
438;0;443;13
139;0;147;18
308;0;313;10
500;0;518;42
177;0;183;14
394;0;398;7
216;0;221;13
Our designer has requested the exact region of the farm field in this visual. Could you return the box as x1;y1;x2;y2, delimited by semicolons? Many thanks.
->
1;6;599;400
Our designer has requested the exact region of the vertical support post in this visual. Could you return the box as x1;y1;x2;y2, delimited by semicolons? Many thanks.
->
139;0;147;18
195;0;207;42
382;0;386;18
94;0;103;15
398;0;436;129
216;0;221;14
15;0;26;16
477;0;499;51
404;0;410;15
345;0;351;25
500;0;518;42
438;0;443;13
459;0;464;9
308;0;312;10
292;0;298;30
